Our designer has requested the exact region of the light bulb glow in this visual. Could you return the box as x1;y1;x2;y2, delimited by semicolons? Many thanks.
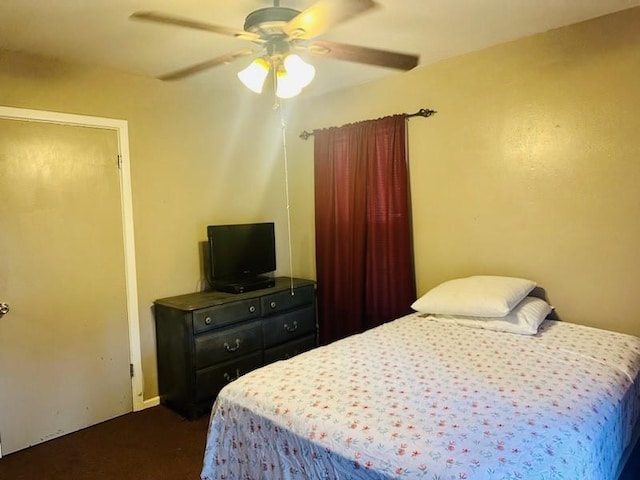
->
238;54;315;99
283;54;315;88
237;58;270;94
276;68;302;99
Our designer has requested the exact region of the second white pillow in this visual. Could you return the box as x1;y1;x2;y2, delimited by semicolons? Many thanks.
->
421;296;553;335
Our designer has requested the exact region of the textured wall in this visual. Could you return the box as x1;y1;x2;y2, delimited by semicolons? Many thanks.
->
292;8;640;336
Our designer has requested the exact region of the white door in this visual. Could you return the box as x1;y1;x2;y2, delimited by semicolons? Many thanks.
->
0;117;133;454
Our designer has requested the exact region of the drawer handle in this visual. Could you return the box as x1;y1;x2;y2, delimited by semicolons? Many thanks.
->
284;320;298;333
224;338;241;352
270;301;277;309
204;316;212;325
249;305;256;313
223;369;241;383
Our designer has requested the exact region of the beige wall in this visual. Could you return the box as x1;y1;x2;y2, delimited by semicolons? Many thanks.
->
0;50;301;399
291;7;640;337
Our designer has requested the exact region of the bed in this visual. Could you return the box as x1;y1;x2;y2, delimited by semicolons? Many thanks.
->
200;276;640;480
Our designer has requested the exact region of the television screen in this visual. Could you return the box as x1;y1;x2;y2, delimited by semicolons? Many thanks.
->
206;222;276;286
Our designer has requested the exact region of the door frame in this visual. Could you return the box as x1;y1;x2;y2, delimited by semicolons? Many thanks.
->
0;106;144;457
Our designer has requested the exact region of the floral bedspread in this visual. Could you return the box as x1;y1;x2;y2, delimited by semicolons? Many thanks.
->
201;314;640;480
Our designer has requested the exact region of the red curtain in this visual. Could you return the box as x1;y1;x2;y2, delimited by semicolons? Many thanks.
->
314;114;416;345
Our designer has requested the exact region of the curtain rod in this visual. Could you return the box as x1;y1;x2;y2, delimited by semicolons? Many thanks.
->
299;107;437;140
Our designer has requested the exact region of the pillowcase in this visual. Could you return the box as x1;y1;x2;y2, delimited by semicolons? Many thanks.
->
421;296;552;335
411;275;536;317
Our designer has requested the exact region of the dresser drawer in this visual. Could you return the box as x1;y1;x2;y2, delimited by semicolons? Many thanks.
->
195;320;263;369
261;285;314;316
263;305;316;348
195;352;263;401
193;298;260;333
264;333;317;364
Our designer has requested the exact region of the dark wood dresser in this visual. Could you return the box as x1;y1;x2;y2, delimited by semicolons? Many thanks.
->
153;277;317;419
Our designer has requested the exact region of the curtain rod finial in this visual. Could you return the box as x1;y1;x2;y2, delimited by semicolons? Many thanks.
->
412;108;436;118
299;130;313;140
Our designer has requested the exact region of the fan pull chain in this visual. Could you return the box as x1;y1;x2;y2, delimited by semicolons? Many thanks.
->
278;106;295;295
272;60;280;111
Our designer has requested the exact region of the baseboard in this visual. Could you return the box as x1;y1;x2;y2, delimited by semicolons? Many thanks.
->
140;396;160;410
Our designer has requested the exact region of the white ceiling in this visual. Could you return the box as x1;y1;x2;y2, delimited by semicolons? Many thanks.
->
1;0;639;97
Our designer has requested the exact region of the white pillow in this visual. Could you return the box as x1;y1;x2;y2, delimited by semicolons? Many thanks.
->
422;296;552;335
411;275;536;317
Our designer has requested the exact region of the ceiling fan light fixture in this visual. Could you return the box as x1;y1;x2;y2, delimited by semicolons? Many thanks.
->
237;57;270;93
236;53;315;99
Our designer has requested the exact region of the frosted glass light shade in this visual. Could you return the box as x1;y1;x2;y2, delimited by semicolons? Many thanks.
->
283;54;315;89
237;58;270;93
276;69;302;99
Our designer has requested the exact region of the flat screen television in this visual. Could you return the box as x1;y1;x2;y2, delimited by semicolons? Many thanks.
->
205;222;276;294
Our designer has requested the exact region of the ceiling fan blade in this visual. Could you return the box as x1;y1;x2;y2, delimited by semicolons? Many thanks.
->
130;11;260;41
284;0;377;40
158;49;254;81
308;40;419;70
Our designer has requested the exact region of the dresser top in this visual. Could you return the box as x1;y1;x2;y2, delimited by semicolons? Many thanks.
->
154;277;315;311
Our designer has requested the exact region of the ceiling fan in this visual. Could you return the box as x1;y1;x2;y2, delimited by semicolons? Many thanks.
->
131;0;419;98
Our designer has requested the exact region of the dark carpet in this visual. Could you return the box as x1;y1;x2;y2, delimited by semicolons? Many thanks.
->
1;404;638;479
0;405;210;480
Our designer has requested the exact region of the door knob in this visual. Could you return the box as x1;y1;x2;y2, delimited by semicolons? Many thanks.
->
0;303;9;315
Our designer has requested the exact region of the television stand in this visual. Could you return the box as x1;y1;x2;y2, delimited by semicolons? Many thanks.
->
212;276;276;294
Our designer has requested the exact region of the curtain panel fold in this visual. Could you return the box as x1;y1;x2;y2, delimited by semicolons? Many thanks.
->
314;114;416;344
